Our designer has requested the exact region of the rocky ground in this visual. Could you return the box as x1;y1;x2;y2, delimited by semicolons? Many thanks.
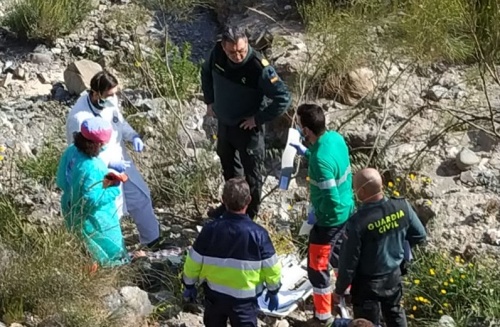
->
0;0;499;326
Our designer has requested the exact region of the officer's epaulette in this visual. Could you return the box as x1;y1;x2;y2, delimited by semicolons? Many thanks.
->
390;195;405;200
251;50;270;69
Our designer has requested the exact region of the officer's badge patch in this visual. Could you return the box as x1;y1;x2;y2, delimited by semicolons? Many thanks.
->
113;116;119;123
261;58;270;67
269;69;279;84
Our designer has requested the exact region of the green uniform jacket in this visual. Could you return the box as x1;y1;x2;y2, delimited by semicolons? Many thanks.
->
335;197;427;295
306;131;354;227
201;43;291;126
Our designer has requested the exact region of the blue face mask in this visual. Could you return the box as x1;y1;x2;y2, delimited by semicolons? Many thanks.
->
98;97;115;108
297;126;305;141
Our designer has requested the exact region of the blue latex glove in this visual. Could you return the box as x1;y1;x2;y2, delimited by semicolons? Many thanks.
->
133;136;144;152
183;287;197;303
108;160;131;173
290;142;307;156
307;211;316;225
265;292;279;312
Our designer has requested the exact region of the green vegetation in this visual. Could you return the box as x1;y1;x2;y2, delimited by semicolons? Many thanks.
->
0;195;129;327
16;142;60;187
2;0;93;42
296;0;500;96
404;250;500;327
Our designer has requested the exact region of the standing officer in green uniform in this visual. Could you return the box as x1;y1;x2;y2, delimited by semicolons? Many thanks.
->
334;168;427;327
201;24;292;219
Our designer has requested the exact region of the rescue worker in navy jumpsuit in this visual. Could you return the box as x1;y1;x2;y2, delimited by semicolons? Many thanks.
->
182;177;282;327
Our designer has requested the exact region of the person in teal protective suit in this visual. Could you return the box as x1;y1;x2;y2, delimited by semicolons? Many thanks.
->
56;117;130;267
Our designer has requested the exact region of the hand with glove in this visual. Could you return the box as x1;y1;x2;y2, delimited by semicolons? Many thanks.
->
265;292;279;312
108;160;131;173
133;135;144;152
290;142;307;156
182;287;197;303
307;210;316;225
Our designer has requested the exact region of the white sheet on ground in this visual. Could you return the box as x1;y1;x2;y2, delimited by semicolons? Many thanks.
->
258;254;313;318
279;128;301;190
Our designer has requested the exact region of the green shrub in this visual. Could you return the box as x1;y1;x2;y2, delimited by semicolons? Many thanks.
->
404;249;500;326
17;142;60;187
0;196;130;326
2;0;93;42
145;42;201;100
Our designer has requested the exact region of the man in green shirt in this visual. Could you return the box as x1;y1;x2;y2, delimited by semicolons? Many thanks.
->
291;104;355;326
201;25;292;219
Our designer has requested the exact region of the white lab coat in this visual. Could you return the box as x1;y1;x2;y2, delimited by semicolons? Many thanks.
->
65;91;159;244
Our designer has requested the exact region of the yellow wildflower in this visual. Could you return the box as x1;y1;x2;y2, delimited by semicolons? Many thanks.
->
412;305;417;311
443;303;449;308
441;289;447;295
429;268;435;276
306;176;310;182
212;134;217;140
409;173;416;180
468;263;474;268
461;274;466;279
449;278;454;283
446;269;451;274
287;204;292;211
455;256;461;263
443;282;448;286
418;296;425;302
414;297;419;301
414;279;420;285
134;61;142;68
0;145;5;152
409;314;414;319
396;177;401;182
460;258;465;263
388;181;394;188
426;200;433;206
393;190;400;196
439;310;444;314
0;155;3;161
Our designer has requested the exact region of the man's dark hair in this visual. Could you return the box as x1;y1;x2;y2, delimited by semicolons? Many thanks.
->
348;319;375;327
296;103;326;135
74;132;102;157
90;70;119;94
222;177;251;212
221;24;247;44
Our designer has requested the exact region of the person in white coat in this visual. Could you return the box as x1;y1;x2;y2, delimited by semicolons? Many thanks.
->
65;70;163;249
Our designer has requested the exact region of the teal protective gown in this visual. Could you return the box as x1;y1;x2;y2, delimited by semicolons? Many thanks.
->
56;145;78;218
56;145;129;267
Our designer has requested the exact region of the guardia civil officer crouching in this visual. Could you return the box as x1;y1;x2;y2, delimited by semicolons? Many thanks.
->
201;24;292;220
334;168;427;327
182;177;282;327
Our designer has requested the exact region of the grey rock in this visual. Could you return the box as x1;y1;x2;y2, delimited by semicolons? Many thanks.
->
425;85;450;101
13;67;26;80
484;229;500;246
30;53;53;64
1;73;13;87
460;171;477;185
63;59;102;95
456;147;480;171
0;322;5;327
438;315;456;327
103;286;153;327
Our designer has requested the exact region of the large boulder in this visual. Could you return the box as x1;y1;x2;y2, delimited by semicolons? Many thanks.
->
322;67;377;105
103;286;153;327
63;60;102;95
